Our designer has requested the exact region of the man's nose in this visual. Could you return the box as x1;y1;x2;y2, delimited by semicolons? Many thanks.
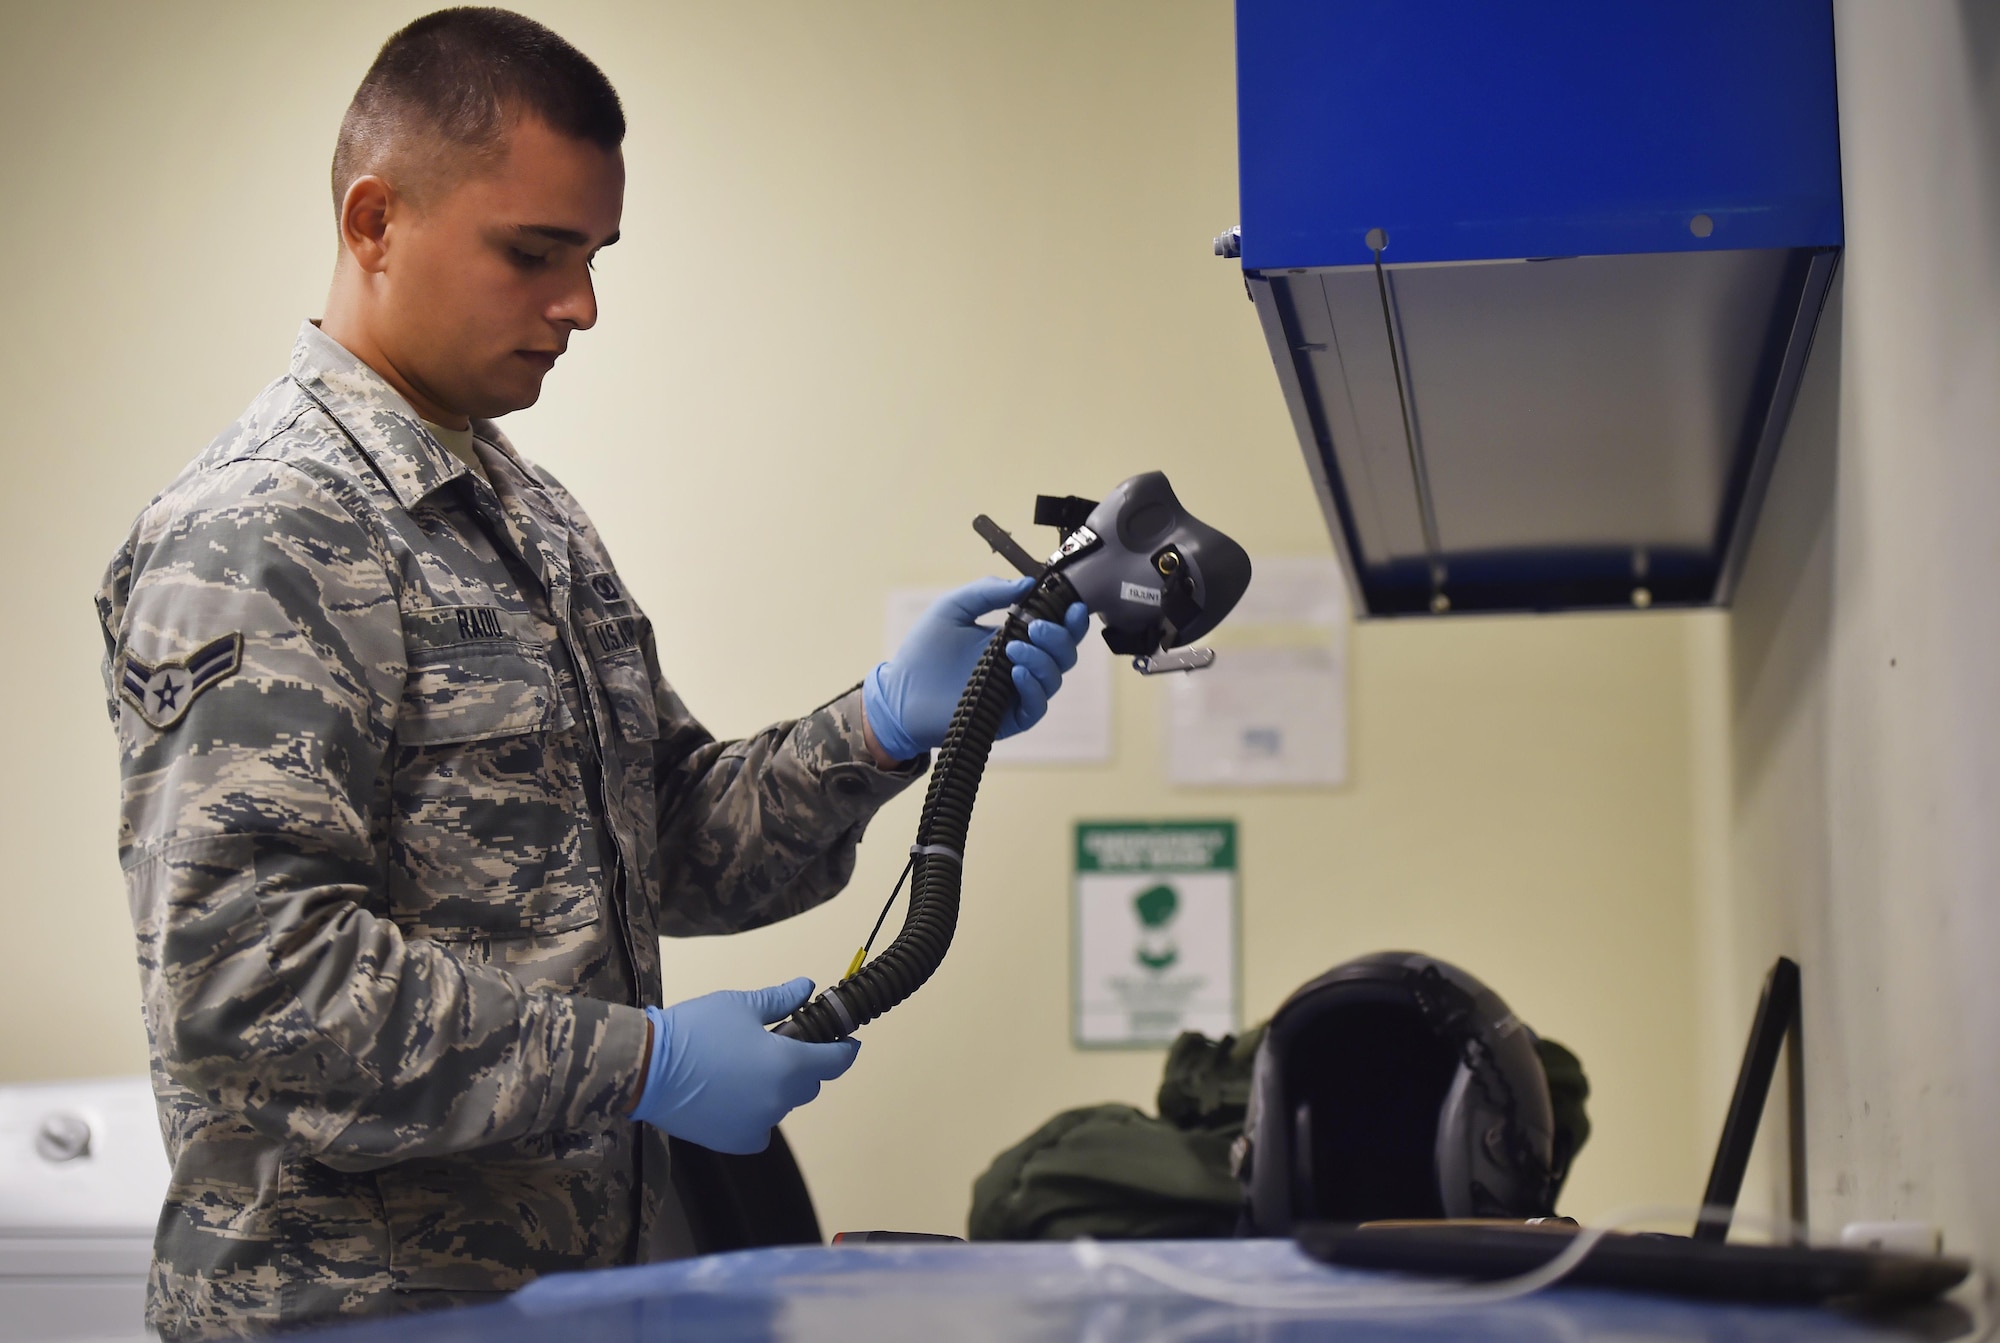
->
550;271;598;331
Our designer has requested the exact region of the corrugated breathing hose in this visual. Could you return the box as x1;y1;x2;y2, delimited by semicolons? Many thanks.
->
773;570;1080;1042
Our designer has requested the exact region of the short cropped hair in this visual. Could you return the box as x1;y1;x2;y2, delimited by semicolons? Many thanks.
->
331;7;624;216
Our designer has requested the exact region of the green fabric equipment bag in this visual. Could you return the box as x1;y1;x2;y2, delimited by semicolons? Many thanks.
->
968;1029;1263;1242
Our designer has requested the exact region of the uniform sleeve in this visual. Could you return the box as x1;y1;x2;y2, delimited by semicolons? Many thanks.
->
650;668;927;937
101;461;649;1170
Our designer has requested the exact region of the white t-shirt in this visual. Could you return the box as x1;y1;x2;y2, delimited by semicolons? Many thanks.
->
421;418;488;487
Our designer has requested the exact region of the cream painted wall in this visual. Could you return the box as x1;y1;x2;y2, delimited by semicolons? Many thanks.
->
0;1;1707;1239
1719;0;2000;1270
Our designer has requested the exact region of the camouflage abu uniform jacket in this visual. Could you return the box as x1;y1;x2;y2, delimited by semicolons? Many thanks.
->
96;323;922;1338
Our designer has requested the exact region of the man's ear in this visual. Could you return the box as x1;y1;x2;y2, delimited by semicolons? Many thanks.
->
338;175;396;274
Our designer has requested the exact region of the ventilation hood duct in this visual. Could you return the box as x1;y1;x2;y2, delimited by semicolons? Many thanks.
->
1230;0;1843;616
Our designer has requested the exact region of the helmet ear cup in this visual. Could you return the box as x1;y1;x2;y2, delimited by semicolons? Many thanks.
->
1434;1063;1478;1218
1435;1048;1562;1219
1434;1063;1496;1218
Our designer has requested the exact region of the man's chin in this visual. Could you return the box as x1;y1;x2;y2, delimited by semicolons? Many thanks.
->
465;379;545;421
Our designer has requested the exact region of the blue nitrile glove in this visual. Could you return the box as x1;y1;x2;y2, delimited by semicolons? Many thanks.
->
865;575;1092;762
631;978;861;1154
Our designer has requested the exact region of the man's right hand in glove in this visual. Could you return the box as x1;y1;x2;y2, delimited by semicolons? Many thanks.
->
627;978;861;1154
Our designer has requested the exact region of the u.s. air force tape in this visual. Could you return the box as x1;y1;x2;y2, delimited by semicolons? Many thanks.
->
909;844;963;865
119;633;242;731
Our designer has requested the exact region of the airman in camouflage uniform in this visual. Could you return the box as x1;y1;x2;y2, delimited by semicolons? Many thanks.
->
96;322;925;1336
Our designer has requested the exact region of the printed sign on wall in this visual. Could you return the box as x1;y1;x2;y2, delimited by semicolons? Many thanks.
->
1073;821;1239;1048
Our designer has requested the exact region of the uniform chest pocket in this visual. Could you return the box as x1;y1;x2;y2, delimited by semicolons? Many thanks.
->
389;643;601;941
399;645;568;744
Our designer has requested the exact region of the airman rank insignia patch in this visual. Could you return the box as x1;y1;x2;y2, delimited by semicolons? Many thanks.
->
120;633;242;731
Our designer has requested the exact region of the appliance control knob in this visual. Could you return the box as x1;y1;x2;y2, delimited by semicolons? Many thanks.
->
34;1112;92;1163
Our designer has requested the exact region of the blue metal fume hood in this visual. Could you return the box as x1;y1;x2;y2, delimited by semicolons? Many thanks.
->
1229;0;1843;615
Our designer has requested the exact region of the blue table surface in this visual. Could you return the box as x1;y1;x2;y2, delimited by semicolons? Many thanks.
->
309;1240;1973;1342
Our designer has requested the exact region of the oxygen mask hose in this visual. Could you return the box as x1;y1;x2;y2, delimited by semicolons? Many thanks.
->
773;471;1250;1044
774;569;1081;1043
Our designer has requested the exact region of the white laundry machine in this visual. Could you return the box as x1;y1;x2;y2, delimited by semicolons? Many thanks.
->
0;1078;167;1343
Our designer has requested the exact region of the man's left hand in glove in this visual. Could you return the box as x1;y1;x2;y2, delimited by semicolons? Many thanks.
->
862;575;1092;766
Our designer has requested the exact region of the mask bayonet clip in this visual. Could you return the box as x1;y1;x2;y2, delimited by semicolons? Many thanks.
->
1132;647;1216;676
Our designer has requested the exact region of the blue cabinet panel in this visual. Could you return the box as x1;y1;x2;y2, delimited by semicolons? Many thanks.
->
1238;0;1843;269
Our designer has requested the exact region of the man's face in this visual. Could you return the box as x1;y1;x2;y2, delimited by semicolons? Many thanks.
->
377;116;624;420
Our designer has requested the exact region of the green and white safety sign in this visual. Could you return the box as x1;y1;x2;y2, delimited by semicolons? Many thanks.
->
1073;821;1239;1048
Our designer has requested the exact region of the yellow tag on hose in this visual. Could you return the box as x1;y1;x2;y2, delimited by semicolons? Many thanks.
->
845;947;866;979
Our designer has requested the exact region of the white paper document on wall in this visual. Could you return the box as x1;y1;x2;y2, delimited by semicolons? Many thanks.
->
1163;555;1349;788
883;586;1112;764
1225;554;1352;626
1166;645;1347;786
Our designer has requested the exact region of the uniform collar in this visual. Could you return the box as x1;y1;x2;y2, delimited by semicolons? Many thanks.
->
288;321;471;510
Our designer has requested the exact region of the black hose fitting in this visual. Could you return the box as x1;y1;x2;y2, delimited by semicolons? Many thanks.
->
774;570;1080;1042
